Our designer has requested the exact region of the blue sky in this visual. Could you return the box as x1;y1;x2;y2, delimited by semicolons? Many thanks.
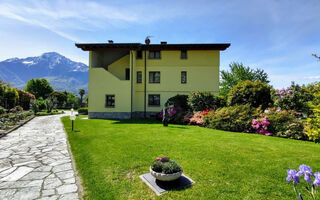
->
0;0;319;88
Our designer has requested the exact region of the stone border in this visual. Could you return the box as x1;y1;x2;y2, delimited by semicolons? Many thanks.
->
61;117;84;199
0;115;35;138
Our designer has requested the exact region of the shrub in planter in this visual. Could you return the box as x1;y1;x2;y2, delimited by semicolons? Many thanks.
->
188;91;222;111
150;157;182;181
203;104;262;132
264;108;306;140
78;107;88;115
227;80;272;109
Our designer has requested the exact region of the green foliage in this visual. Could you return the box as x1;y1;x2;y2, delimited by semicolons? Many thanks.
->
274;82;314;115
188;91;223;111
220;62;269;98
227;80;272;109
50;91;67;108
0;106;5;115
304;91;320;142
203;104;262;132
0;110;33;130
3;87;19;109
151;157;182;174
165;94;190;111
78;107;88;115
24;78;53;99
18;90;35;110
36;97;46;110
78;89;85;107
30;99;39;114
64;93;80;109
162;161;182;174
45;96;58;113
264;108;306;140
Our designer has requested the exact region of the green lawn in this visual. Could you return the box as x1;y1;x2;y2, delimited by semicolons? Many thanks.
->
61;116;320;200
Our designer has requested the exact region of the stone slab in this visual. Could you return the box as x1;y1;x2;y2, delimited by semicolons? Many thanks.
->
139;173;195;196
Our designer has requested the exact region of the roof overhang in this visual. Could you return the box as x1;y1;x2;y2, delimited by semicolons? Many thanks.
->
75;43;231;51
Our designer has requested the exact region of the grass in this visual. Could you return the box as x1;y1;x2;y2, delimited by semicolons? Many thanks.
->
36;110;64;116
61;117;320;200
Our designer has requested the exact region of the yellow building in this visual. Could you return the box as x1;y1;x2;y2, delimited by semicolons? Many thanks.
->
76;41;230;119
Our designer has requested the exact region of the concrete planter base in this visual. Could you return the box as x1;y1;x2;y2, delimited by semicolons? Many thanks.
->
150;167;182;181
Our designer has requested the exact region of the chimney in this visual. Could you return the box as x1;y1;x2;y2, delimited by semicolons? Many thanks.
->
161;41;167;45
108;40;114;44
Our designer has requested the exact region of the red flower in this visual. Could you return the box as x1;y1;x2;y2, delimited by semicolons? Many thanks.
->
202;109;210;116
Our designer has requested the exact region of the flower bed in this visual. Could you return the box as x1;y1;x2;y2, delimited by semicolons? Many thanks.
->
0;109;34;133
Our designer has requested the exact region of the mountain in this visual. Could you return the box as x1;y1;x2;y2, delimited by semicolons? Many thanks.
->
0;52;88;94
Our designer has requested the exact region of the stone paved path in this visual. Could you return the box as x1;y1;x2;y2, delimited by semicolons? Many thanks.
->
0;113;80;200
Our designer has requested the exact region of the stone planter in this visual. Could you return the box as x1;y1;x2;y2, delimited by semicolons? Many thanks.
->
150;167;182;181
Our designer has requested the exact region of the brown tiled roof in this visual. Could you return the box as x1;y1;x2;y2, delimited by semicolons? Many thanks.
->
75;43;230;51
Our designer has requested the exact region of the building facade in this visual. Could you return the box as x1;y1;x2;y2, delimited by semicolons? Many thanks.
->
76;41;230;119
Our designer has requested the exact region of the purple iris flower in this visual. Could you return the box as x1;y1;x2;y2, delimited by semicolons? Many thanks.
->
286;169;300;184
298;164;313;183
314;172;320;187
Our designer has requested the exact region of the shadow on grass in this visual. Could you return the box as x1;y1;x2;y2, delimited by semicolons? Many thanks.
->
111;119;161;125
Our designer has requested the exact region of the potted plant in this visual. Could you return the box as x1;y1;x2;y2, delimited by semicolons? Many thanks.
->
150;156;183;181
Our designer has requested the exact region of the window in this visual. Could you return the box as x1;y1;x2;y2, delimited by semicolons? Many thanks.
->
148;94;160;106
181;50;187;59
137;50;142;59
181;71;187;84
149;71;160;83
105;95;115;107
149;51;161;59
137;71;142;83
125;68;130;80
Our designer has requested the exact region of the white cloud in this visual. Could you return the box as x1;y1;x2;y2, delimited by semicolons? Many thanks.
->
304;76;320;80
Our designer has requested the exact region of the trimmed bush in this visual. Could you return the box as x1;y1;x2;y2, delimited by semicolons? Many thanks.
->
165;95;190;111
264;108;306;140
227;80;272;109
18;90;35;110
0;106;5;115
4;87;19;109
274;82;314;115
78;107;88;115
188;91;223;111
203;104;262;132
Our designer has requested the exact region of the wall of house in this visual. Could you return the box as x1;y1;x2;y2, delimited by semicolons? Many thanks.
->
133;50;220;113
88;51;131;118
88;49;220;118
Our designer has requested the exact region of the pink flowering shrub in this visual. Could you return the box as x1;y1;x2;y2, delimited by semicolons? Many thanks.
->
189;111;204;125
252;116;271;136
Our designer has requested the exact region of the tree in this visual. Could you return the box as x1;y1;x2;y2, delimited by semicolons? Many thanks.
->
49;91;67;108
45;96;58;113
312;53;320;61
64;93;80;109
24;78;53;99
220;62;269;98
78;89;85;107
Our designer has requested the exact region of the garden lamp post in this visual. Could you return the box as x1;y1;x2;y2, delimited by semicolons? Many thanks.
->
70;108;76;131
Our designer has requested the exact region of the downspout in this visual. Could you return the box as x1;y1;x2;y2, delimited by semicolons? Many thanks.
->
130;51;133;119
144;48;147;118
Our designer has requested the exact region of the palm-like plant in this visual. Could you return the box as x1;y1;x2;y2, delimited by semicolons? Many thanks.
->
78;89;85;107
